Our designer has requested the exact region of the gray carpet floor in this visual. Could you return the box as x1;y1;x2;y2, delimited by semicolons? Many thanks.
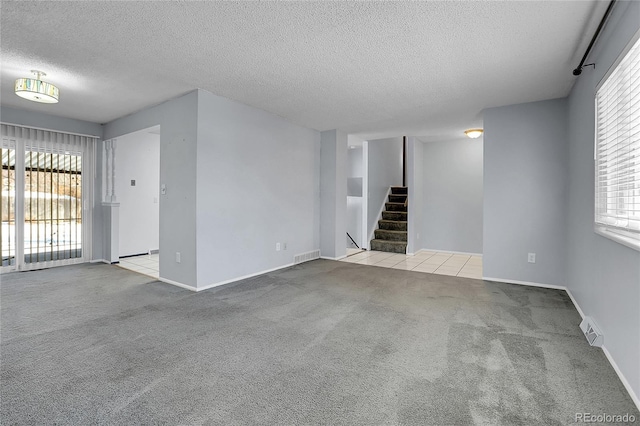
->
1;260;637;425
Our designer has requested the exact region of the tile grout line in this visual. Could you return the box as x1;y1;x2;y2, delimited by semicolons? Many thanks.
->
340;251;483;279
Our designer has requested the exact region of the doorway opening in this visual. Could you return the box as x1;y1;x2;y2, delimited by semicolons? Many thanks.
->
114;126;160;278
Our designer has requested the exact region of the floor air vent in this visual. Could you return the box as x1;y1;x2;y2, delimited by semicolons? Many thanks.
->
294;250;320;265
579;317;604;347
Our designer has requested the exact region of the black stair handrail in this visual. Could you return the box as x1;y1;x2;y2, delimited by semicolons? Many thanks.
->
347;232;360;249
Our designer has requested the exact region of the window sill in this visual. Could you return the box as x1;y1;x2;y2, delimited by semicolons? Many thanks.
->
594;226;640;252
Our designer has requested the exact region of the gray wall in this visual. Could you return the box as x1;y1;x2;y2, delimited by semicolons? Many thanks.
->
195;90;320;287
347;147;363;249
348;146;363;177
407;137;424;255
0;106;103;137
566;0;640;401
115;130;160;257
104;91;199;288
483;98;568;286
320;129;347;259
422;138;483;254
366;137;403;244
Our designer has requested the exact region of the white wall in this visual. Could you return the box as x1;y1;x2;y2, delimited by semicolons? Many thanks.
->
196;90;321;287
115;128;160;257
483;98;568;287
566;0;640;403
366;137;403;244
421;137;483;254
407;137;423;255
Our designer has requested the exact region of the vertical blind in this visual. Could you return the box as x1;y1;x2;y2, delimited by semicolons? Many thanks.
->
595;35;640;242
0;123;96;270
1;146;16;266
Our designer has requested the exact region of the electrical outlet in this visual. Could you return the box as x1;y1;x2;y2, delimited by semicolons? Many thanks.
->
528;253;536;263
176;252;181;263
276;243;281;251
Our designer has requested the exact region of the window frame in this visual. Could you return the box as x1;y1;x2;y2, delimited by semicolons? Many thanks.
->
594;30;640;252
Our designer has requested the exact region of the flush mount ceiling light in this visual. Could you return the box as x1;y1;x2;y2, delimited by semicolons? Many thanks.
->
464;128;483;139
15;70;59;104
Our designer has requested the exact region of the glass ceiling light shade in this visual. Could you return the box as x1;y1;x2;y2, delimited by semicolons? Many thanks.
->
14;70;59;104
464;128;483;139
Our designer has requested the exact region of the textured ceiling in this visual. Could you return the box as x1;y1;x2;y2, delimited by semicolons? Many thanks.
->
1;1;607;140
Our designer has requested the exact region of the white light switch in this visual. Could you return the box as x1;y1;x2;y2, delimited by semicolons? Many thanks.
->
161;184;167;195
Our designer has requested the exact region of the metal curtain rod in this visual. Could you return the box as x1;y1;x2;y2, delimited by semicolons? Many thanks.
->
573;0;617;76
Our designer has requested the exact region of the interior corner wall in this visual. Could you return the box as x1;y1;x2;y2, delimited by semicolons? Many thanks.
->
320;129;347;259
566;0;640;402
366;137;403;244
196;90;321;287
483;98;568;287
406;137;424;254
104;91;199;289
422;138;483;254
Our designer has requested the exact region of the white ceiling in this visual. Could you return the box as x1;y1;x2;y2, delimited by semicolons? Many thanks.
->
0;1;608;141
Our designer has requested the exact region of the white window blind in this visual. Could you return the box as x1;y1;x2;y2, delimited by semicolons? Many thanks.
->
595;34;640;250
0;123;96;271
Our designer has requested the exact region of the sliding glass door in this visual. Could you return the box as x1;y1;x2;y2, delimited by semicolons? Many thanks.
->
24;149;84;263
1;125;95;272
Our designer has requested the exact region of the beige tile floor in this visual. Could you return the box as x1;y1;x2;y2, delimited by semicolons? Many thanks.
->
341;249;483;279
118;253;159;278
118;250;482;281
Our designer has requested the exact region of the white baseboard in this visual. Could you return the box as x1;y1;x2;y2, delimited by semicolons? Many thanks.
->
564;288;640;411
486;276;639;411
196;262;295;292
602;345;640;411
564;288;586;319
158;277;197;292
419;248;483;256
158;263;301;293
320;255;347;261
482;276;565;291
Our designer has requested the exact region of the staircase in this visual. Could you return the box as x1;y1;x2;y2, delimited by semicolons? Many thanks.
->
370;186;407;254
